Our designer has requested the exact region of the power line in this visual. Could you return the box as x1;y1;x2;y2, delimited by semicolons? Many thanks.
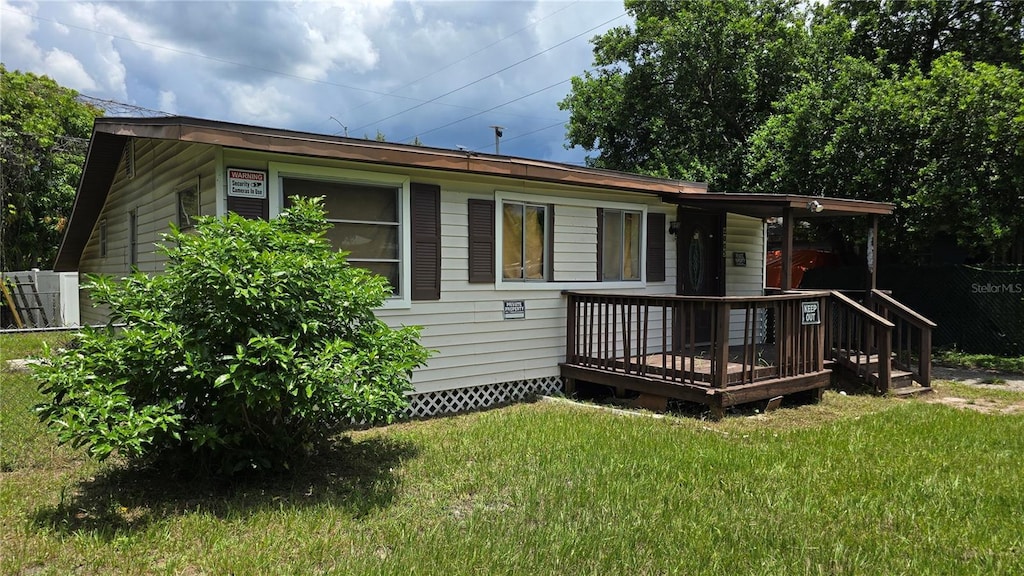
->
8;9;497;113
396;77;570;143
346;1;579;116
352;11;628;134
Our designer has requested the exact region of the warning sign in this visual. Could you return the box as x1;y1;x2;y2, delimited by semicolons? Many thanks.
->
227;168;267;199
801;301;821;325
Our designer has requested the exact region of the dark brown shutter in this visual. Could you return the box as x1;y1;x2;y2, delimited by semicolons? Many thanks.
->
646;212;666;282
468;199;495;283
596;207;604;281
410;183;441;301
227;196;268;220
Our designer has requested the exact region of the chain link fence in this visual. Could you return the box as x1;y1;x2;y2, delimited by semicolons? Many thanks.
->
803;265;1024;356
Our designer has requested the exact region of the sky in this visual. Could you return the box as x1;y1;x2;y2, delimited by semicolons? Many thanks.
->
1;0;630;164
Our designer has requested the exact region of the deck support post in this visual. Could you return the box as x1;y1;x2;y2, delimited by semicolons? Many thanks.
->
781;207;794;291
867;214;879;291
713;302;730;389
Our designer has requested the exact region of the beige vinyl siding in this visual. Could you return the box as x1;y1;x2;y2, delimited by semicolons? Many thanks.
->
377;186;677;394
78;139;217;324
78;143;681;393
724;213;767;342
552;205;597;281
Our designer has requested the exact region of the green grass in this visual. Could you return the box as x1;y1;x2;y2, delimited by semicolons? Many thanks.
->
935;349;1024;374
3;335;1023;575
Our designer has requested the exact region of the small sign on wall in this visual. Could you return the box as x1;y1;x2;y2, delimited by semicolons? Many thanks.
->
733;252;747;267
503;300;526;320
227;168;267;199
801;301;821;325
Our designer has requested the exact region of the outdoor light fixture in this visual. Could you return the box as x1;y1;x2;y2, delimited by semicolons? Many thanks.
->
807;200;825;213
668;221;680;235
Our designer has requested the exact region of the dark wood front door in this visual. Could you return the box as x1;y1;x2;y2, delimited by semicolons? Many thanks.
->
677;210;724;344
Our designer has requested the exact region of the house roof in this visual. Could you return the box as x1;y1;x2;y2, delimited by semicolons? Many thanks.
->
54;116;894;271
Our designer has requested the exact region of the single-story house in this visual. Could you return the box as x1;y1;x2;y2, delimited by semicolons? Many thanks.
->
55;117;934;417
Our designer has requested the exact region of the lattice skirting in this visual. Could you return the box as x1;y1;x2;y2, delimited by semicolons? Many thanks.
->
405;376;563;418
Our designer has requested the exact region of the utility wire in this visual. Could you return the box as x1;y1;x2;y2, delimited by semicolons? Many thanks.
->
395;77;570;143
346;1;579;115
352;11;627;133
8;8;497;113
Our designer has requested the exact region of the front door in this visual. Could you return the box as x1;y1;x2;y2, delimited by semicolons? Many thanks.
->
676;210;724;344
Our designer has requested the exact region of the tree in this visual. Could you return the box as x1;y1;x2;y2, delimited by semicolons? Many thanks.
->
748;54;1024;262
559;0;809;190
33;198;431;475
832;0;1024;73
0;65;102;271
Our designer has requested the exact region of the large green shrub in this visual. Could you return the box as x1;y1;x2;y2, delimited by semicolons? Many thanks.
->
33;198;430;474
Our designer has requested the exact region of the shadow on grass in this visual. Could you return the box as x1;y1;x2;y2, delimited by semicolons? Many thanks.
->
30;435;417;539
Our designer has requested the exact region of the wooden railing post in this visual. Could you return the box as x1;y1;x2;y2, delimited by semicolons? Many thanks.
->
565;292;577;363
919;327;932;386
877;328;892;394
714;301;730;389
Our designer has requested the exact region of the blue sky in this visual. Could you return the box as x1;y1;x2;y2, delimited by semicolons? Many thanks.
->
1;0;630;164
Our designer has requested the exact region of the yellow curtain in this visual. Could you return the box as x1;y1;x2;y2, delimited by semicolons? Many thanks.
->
502;204;523;279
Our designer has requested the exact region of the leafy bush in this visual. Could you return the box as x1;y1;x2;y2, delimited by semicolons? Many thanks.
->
33;198;430;474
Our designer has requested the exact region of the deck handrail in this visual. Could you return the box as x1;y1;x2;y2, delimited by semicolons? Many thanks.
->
563;291;830;392
827;290;895;392
561;290;832;304
869;289;935;386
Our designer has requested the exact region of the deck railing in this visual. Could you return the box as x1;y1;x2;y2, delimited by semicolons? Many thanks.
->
826;291;895;392
563;291;831;390
868;289;936;386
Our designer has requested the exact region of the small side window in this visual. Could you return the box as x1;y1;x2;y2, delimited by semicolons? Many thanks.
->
99;218;107;258
177;181;199;230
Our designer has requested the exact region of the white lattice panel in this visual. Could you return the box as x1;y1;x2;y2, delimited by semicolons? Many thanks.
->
406;376;563;418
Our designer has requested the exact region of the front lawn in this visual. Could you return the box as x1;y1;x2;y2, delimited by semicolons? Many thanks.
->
3;333;1023;575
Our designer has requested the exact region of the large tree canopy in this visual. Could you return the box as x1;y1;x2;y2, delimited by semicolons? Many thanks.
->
561;0;1024;263
1;65;101;271
559;0;809;190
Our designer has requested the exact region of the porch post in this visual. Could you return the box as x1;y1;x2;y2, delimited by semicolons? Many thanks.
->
781;207;794;291
867;214;879;291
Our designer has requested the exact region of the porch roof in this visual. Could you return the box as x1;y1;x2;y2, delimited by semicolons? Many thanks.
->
675;193;894;218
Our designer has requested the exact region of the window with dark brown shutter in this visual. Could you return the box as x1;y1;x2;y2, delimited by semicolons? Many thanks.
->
410;183;441;300
646;212;666;282
467;199;495;283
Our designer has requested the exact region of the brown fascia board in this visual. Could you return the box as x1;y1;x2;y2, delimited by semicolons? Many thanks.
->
92;116;709;197
676;193;894;218
53;130;128;271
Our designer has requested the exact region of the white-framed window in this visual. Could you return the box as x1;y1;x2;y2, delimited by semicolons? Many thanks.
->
501;201;549;281
494;190;649;290
99;218;107;258
270;163;411;307
601;209;642;281
176;177;200;230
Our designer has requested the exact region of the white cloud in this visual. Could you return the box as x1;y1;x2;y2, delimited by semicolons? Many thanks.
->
41;48;98;91
290;0;393;78
0;0;44;67
224;82;293;126
158;90;177;114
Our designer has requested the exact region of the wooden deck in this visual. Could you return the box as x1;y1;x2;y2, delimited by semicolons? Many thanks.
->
560;289;935;416
560;291;833;416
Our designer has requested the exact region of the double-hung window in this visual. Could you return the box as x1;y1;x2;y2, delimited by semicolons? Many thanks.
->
502;201;548;280
601;209;642;281
283;177;402;295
